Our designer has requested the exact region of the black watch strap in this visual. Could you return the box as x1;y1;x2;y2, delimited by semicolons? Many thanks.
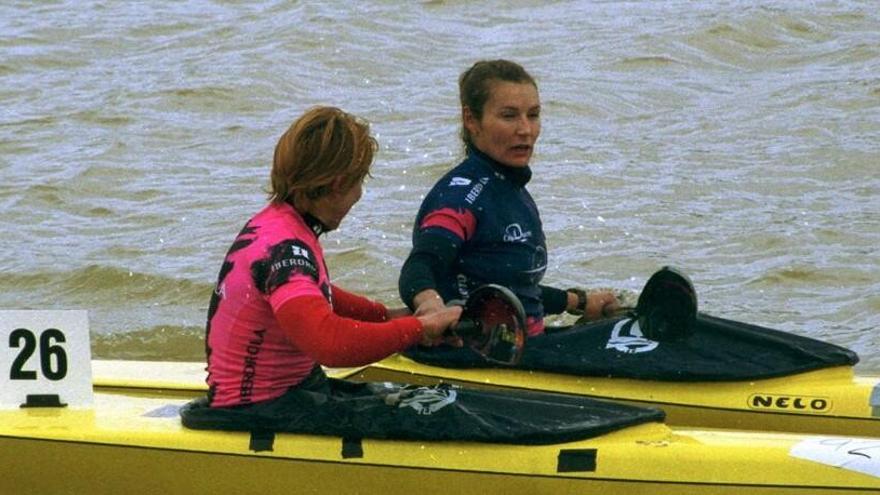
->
567;288;587;315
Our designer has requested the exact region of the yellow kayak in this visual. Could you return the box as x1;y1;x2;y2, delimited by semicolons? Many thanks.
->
376;283;872;437
1;360;879;495
349;354;880;437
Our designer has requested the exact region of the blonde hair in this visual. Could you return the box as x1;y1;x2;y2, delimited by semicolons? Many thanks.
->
270;106;377;204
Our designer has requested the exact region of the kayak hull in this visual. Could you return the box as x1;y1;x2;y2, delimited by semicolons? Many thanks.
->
6;438;880;495
3;361;879;495
4;389;880;495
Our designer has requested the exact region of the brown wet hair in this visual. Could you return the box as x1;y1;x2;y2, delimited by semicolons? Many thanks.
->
270;106;377;204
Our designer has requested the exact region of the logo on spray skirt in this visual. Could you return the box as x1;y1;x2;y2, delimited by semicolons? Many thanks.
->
378;383;458;415
606;318;659;354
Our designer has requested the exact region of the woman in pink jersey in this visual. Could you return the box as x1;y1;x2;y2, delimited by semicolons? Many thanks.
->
203;106;461;410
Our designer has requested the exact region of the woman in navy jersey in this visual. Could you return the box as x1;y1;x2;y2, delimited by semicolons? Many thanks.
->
399;60;619;336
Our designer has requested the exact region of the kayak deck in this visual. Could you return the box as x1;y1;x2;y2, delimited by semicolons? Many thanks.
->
347;355;880;437
91;358;880;437
4;382;880;495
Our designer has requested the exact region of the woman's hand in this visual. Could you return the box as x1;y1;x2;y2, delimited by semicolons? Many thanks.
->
412;289;447;316
411;289;464;346
585;290;620;321
569;288;621;321
416;305;462;346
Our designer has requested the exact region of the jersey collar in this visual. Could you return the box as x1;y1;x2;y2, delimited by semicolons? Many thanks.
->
302;212;328;237
467;145;533;187
283;201;329;237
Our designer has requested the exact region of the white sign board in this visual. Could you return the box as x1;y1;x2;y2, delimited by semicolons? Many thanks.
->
790;437;880;479
1;310;93;408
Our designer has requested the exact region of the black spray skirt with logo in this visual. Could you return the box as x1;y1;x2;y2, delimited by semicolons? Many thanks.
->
180;368;664;445
404;313;858;381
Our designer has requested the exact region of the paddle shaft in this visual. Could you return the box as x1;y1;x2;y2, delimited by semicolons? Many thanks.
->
451;318;481;338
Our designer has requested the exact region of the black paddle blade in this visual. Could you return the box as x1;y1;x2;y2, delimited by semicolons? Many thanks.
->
456;284;527;366
636;266;698;341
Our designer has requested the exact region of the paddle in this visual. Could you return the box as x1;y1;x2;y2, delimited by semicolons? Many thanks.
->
449;284;527;366
602;266;698;341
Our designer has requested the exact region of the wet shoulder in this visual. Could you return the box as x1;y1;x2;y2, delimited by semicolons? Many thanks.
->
427;157;498;208
243;203;318;251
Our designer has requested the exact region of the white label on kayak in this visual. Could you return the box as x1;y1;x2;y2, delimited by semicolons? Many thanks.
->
790;437;880;479
0;310;93;409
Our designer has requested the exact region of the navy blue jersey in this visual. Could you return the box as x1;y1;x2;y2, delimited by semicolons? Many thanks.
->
412;148;548;323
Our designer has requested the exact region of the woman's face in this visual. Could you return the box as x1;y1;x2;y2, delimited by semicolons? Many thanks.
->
465;81;541;168
310;179;363;231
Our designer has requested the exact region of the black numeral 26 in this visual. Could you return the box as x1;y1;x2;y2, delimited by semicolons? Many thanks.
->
9;328;68;381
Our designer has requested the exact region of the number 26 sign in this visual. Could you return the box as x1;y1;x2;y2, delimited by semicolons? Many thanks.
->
1;310;93;409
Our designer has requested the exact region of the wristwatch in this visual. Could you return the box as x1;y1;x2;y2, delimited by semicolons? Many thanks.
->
566;288;587;316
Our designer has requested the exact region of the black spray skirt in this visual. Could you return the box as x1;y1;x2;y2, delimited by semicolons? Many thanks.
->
404;313;858;381
180;367;664;445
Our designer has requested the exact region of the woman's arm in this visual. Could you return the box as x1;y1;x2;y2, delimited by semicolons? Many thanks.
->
276;296;423;367
276;294;462;367
398;231;461;310
540;285;569;314
331;284;389;322
541;285;619;319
